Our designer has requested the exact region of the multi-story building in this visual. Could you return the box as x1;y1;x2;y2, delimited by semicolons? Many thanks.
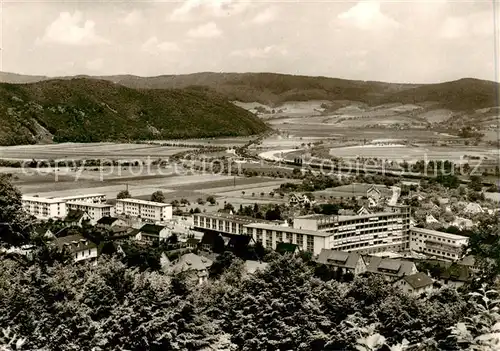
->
22;195;67;220
65;201;114;224
409;227;469;261
193;207;411;256
244;222;329;255
293;205;411;255
115;198;172;222
58;194;107;204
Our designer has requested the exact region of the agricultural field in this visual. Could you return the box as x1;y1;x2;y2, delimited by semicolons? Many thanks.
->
0;142;193;161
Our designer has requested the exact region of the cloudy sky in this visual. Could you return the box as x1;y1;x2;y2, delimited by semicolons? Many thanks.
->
1;0;498;83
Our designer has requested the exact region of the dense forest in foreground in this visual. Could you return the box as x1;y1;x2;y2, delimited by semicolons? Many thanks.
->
0;174;499;350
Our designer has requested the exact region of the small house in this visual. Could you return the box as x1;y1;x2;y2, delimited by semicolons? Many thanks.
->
96;216;127;229
394;272;434;295
54;234;98;263
135;224;170;242
365;256;418;281
315;249;367;276
64;210;91;227
367;186;382;202
169;253;213;285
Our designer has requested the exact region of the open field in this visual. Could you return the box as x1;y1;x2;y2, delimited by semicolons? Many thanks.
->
329;145;497;162
0;142;194;161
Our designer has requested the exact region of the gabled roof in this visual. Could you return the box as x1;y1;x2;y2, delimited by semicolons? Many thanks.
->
65;210;88;223
316;249;363;270
403;272;433;289
170;253;213;274
55;234;97;252
367;186;381;195
97;216;119;225
366;256;415;277
139;224;166;235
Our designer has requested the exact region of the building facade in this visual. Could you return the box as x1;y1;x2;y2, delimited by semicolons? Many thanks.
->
115;198;172;222
22;196;67;220
58;194;107;204
409;227;469;261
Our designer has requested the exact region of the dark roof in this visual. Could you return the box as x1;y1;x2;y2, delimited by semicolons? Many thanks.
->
201;232;219;246
171;253;213;273
276;242;299;254
316;249;364;269
228;235;252;248
55;234;97;252
421;259;472;282
366;256;415;277
186;238;200;246
34;226;51;236
65;210;87;223
139;224;166;235
97;216;119;225
403;272;434;289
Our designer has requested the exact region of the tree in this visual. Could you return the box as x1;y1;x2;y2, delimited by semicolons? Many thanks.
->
206;196;216;205
117;189;131;199
197;198;206;205
151;190;165;203
0;174;29;246
180;198;190;206
468;175;483;192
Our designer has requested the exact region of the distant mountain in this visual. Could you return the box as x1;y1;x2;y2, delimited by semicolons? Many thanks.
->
0;78;269;145
1;72;498;112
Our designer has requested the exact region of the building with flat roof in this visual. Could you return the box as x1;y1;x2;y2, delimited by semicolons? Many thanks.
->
409;227;469;261
22;195;67;220
115;198;172;223
293;205;411;255
57;194;107;204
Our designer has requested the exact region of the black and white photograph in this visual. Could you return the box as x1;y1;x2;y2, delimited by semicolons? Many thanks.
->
0;0;499;350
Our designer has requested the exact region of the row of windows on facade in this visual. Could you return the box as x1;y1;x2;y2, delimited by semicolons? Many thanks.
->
256;236;314;252
422;247;458;258
414;233;459;244
75;250;93;258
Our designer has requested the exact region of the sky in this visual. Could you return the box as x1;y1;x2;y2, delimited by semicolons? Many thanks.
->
1;0;499;83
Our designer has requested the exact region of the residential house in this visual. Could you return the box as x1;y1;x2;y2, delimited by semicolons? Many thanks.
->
289;193;313;207
426;214;439;224
394;272;434;295
169;253;213;284
54;234;98;263
357;206;371;215
462;203;484;216
135;224;170;242
96;216;128;229
34;226;54;239
315;249;367;276
451;217;474;230
367;186;382;203
186;238;200;249
64;210;91;227
365;256;418;281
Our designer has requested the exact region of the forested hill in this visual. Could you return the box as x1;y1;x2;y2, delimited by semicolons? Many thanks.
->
2;71;498;112
0;78;269;145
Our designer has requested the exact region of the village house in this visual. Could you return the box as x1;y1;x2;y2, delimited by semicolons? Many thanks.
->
365;256;418;281
367;186;382;203
135;224;170;242
288;193;313;207
394;272;434;295
96;216;128;230
315;249;367;276
64;210;91;227
462;203;484;216
168;253;213;285
54;234;98;263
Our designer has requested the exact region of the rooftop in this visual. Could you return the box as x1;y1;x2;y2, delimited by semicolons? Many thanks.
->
195;212;279;226
67;201;113;208
55;234;97;252
97;216;120;225
410;227;469;241
403;272;434;289
57;194;106;200
316;249;363;269
22;195;65;204
139;224;167;235
117;198;171;207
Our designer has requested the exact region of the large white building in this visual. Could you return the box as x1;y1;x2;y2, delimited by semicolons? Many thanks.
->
193;206;411;256
293;205;411;255
409;227;469;261
58;194;106;204
22;194;109;222
22;196;67;220
115;198;172;223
